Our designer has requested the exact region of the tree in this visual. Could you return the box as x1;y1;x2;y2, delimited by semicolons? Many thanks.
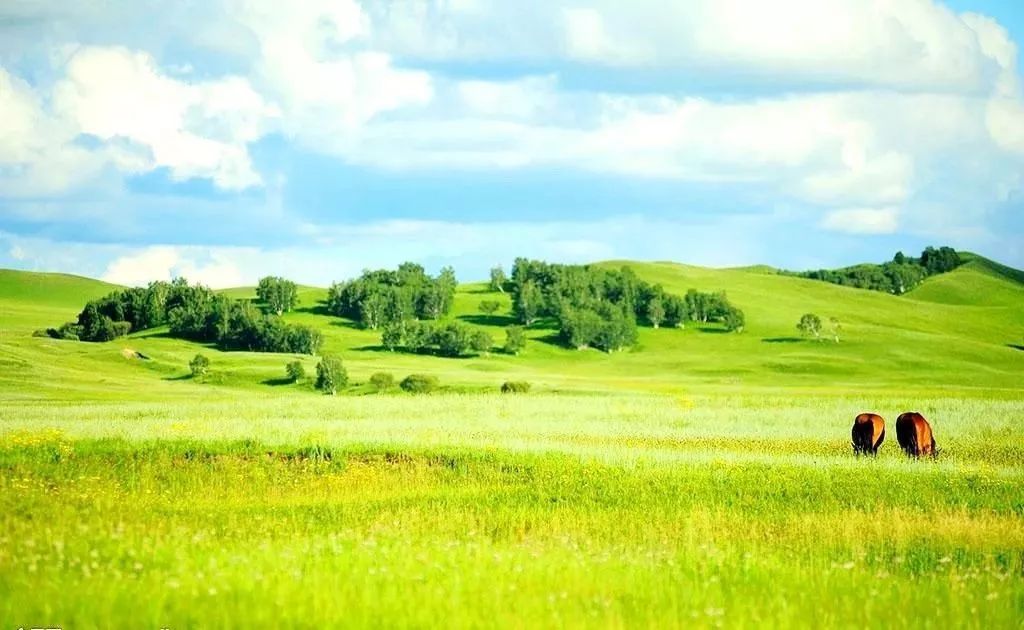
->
369;372;395;392
646;297;665;329
893;251;906;265
256;276;299;316
470;330;493;355
435;322;473;357
829;317;842;343
479;300;501;316
403;322;435;354
514;280;543;326
722;307;745;333
189;354;210;379
381;322;404;351
285;361;306;383
489;266;507;293
315;355;347;395
504;325;526;355
560;307;604;349
797;313;823;340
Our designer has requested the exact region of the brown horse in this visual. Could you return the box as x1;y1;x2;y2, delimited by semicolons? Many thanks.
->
851;413;885;455
895;412;938;458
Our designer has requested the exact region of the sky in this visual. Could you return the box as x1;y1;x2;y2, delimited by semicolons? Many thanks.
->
1;0;1022;288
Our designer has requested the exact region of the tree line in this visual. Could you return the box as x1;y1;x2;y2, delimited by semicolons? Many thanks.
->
788;246;962;294
47;277;321;354
326;263;458;329
506;258;745;351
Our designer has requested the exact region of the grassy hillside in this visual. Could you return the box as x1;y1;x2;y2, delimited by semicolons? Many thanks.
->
2;257;1023;402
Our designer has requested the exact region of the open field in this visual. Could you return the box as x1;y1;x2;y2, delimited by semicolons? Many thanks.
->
1;261;1022;627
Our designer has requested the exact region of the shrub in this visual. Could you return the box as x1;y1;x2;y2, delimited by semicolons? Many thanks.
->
500;381;531;394
479;300;501;315
316;355;347;395
189;354;210;379
400;373;438;394
369;372;395;392
285;360;306;383
503;325;526;355
32;329;49;338
470;330;493;355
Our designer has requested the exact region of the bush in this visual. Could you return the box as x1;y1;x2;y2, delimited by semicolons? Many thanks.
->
369;372;395;392
479;300;501;315
285;360;306;383
400;373;438;394
316;355;347;395
500;381;531;394
189;354;210;379
470;330;493;355
503;325;526;355
32;329;49;338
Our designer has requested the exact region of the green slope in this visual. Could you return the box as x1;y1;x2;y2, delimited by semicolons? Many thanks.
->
1;259;1022;402
906;253;1024;306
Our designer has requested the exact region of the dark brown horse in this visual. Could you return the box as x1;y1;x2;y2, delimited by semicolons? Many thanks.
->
895;412;938;458
851;413;885;455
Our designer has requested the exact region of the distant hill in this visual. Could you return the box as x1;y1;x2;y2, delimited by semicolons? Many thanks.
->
907;253;1024;306
1;256;1022;400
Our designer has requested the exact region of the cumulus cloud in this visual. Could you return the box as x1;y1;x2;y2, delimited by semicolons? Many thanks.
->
102;246;249;288
820;207;899;235
53;46;277;189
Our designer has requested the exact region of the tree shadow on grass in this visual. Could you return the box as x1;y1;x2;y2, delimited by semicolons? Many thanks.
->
262;377;294;386
458;314;516;327
1007;344;1024;352
698;327;730;334
163;374;193;381
295;302;332;317
763;337;804;343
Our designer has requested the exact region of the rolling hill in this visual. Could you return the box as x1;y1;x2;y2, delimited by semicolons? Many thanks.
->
1;255;1022;402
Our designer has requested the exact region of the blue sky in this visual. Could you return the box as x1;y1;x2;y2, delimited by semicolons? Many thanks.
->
1;1;1022;287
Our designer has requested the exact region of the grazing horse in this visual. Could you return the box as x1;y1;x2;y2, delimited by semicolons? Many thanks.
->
895;412;938;458
851;413;885;455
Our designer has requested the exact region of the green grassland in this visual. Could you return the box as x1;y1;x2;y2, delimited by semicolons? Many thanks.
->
0;258;1022;627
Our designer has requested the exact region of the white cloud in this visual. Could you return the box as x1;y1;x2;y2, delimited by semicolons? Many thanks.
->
820;207;899;235
102;245;249;288
53;46;277;190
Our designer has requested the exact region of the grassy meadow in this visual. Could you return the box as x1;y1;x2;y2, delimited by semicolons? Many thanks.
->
1;259;1022;627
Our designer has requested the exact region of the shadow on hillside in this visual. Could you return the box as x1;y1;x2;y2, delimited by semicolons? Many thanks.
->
698;327;730;334
261;377;294;386
763;337;804;344
465;287;500;295
458;314;516;327
1007;344;1024;352
351;344;483;360
295;302;331;317
163;374;193;381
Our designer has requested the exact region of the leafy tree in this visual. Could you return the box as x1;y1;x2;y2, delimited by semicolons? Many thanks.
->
503;325;526;355
722;307;745;333
400;373;438;394
470;330;493;355
404;321;435;354
797;313;823;340
381;322;404;351
828;317;842;343
646;297;665;329
285;361;306;383
369;372;395;392
256;276;299;315
489;266;507;293
479;300;501;316
435;322;473;357
315;355;347;395
513;280;543;326
189;354;210;379
592;303;637;352
559;307;604;349
893;251;906;265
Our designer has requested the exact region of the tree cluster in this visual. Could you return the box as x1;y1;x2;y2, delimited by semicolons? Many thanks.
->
508;258;745;351
256;276;299;315
791;246;962;294
58;278;322;354
326;263;457;329
381;320;493;357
